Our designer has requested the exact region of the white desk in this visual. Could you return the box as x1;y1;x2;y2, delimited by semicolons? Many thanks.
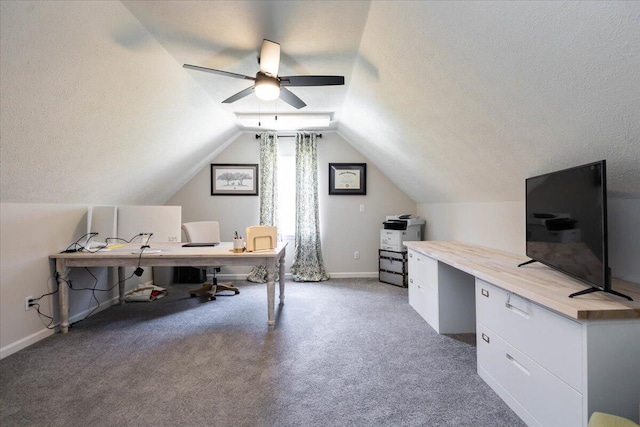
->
50;242;287;333
406;241;640;426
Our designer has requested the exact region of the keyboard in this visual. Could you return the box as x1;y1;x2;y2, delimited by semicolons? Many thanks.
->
182;242;220;247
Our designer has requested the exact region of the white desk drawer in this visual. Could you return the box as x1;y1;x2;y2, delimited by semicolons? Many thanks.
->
408;250;437;290
409;276;439;330
476;279;583;392
477;323;582;427
409;277;427;319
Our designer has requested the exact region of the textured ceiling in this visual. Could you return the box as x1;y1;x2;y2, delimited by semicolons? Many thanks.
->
1;1;638;205
121;0;371;129
340;1;640;202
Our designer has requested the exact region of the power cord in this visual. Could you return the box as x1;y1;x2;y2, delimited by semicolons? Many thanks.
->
61;232;98;253
29;275;60;329
33;239;150;328
81;233;151;253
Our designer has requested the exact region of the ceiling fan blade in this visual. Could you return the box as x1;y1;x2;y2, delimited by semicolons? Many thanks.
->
279;75;345;87
279;87;306;109
222;86;255;104
259;39;280;76
183;64;254;81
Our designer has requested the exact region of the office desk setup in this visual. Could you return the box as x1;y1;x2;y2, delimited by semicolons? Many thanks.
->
405;241;640;426
50;242;287;333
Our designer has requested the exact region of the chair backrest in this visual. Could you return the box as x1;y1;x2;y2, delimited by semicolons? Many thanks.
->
182;221;221;243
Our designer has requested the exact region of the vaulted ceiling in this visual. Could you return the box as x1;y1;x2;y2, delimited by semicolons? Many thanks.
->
1;1;639;205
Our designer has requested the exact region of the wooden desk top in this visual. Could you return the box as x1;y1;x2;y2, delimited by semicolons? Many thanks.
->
50;242;287;268
405;241;640;321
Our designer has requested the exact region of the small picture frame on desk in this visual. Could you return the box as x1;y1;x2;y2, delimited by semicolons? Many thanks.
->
211;164;259;196
329;163;366;195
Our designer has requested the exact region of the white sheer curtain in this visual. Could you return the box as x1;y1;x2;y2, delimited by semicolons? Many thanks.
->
290;132;329;282
247;132;279;283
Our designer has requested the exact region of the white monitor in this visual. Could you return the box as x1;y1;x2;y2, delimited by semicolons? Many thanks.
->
87;205;118;247
116;205;181;245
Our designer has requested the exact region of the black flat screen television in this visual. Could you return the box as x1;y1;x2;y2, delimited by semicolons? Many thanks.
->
522;160;631;300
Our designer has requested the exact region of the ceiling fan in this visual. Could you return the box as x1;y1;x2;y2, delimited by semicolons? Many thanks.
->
183;39;344;109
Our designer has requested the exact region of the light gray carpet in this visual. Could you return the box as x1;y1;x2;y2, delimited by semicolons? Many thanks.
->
0;278;525;426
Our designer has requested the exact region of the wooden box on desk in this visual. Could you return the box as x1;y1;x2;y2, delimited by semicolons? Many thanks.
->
245;226;277;251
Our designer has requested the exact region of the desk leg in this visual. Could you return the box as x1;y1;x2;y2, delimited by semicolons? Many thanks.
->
56;259;70;334
118;267;126;305
279;252;285;303
266;258;276;326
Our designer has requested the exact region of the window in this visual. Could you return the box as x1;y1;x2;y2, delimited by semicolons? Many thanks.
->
278;154;296;238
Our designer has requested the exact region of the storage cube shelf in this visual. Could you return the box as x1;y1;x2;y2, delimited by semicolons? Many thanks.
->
379;249;408;287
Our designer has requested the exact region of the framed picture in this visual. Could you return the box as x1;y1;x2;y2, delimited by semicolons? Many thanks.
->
211;164;259;196
329;163;366;195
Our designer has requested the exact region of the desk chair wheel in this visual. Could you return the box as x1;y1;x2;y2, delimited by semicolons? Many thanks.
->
190;293;196;298
235;290;240;295
209;295;217;301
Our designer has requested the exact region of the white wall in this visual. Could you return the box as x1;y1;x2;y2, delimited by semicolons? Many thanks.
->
167;132;417;277
0;203;118;358
0;0;240;359
419;202;525;255
607;198;640;284
0;202;189;359
418;198;640;284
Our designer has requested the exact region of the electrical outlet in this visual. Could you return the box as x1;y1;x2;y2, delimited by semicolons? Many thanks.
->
25;296;34;311
354;251;360;259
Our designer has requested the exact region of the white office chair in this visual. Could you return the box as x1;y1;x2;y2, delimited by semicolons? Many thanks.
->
181;221;239;301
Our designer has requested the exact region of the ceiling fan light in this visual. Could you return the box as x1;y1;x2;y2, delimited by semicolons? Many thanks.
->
255;80;280;101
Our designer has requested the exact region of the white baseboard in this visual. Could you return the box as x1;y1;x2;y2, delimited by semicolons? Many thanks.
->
68;295;121;324
0;327;57;360
0;295;121;360
329;272;379;279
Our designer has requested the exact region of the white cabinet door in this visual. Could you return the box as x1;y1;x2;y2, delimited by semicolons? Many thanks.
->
408;250;439;330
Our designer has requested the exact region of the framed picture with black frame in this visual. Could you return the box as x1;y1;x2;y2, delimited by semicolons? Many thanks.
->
211;164;259;196
328;163;366;195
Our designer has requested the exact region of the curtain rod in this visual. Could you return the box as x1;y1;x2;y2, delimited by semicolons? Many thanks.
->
255;133;323;139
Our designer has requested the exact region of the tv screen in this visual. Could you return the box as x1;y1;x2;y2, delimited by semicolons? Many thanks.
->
525;160;608;291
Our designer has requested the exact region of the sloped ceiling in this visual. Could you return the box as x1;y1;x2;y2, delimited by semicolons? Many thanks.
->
1;0;240;204
120;0;371;127
1;1;639;205
340;1;640;202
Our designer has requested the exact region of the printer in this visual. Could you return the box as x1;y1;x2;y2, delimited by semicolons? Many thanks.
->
380;215;426;252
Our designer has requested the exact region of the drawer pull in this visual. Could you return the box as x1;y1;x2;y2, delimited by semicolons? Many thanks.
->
506;353;530;376
409;253;413;258
410;278;413;283
481;333;490;344
481;288;489;298
505;294;530;319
